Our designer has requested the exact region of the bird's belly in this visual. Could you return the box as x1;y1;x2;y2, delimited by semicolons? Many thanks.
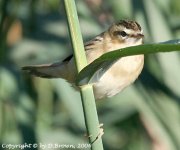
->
93;55;144;99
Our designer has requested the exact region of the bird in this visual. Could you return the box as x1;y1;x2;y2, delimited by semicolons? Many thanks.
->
22;20;144;100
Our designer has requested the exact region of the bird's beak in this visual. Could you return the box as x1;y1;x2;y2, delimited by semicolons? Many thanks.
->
136;33;144;39
130;33;144;39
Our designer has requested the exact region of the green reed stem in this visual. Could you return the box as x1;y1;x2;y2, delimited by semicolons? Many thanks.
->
63;1;104;150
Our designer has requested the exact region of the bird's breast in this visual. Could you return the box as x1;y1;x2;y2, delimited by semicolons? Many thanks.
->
93;55;144;99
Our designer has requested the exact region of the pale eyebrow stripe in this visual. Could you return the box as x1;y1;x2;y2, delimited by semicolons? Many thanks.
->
123;28;134;34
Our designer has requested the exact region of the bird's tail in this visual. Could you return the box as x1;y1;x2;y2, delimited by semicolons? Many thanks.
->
22;62;68;79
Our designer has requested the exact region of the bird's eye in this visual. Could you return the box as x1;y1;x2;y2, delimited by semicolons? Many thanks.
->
119;31;127;37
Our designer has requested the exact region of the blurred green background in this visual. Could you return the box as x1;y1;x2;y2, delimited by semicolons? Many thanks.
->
0;0;180;150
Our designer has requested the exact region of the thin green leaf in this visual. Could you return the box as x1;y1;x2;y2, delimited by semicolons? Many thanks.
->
76;39;180;86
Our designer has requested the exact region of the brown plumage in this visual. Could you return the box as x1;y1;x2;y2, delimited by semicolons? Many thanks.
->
22;20;144;99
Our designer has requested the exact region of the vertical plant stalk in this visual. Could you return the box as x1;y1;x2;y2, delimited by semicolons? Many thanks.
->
63;0;103;149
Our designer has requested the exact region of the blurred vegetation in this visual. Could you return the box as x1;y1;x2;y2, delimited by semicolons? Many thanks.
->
0;0;180;150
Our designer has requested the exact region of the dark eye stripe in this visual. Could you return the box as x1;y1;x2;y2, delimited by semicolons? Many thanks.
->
113;31;128;37
119;31;127;37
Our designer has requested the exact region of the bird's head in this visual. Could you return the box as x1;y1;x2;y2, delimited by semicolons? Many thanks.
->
108;20;144;46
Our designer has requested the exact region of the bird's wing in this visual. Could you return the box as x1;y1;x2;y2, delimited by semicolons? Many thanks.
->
22;61;68;78
84;32;104;51
62;54;73;62
22;32;104;78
